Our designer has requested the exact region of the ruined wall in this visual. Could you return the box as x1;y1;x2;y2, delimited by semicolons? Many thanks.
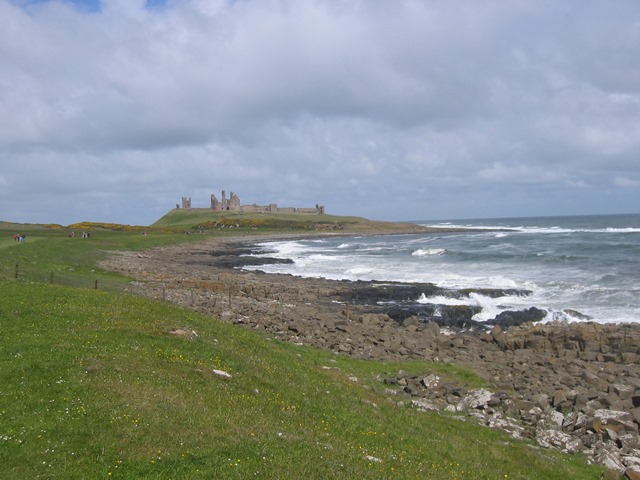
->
242;205;325;214
211;191;242;211
228;192;241;211
240;204;276;213
296;205;325;214
193;191;324;214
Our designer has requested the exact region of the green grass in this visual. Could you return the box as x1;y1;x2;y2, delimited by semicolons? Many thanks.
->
0;227;203;287
0;224;605;479
152;208;424;234
0;281;603;479
0;214;408;287
152;208;366;228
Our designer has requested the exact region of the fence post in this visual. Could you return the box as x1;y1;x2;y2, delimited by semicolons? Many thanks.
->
94;279;98;290
15;264;19;279
50;272;54;284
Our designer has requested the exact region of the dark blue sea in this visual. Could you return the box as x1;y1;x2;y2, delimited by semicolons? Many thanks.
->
243;214;640;324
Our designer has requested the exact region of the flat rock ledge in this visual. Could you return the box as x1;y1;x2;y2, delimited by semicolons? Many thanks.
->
100;239;640;478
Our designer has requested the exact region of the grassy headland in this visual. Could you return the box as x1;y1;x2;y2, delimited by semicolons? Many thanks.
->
0;216;604;479
152;208;431;234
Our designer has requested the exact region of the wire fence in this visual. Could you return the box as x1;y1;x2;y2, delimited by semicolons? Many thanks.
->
0;261;133;293
0;261;235;312
0;259;350;346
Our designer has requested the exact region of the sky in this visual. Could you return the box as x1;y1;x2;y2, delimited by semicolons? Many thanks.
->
1;0;639;226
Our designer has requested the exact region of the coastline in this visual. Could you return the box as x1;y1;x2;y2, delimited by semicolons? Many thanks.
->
99;231;640;474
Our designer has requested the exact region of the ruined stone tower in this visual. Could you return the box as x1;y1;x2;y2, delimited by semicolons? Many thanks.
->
211;190;241;211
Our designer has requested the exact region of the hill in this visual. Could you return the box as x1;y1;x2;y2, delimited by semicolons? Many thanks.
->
152;208;430;234
2;209;431;236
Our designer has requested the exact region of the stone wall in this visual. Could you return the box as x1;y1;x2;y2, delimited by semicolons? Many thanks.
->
182;191;325;214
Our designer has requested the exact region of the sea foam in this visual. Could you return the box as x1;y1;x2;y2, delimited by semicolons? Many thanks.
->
411;248;446;257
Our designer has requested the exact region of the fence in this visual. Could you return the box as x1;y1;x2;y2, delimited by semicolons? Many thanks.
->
0;261;235;309
0;262;132;293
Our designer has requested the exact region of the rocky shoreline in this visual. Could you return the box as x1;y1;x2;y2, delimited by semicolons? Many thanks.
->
100;234;640;478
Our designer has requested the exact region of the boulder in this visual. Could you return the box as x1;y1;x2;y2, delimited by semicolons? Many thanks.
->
535;428;583;454
490;307;546;328
457;389;493;411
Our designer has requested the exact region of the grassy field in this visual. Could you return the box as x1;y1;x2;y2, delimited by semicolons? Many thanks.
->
0;223;605;479
0;225;204;288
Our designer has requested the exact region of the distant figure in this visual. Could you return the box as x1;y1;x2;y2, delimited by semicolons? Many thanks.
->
143;231;148;236
69;231;74;238
18;234;25;242
13;233;20;241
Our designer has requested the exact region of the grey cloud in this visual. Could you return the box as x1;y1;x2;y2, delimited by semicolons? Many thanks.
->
1;0;639;224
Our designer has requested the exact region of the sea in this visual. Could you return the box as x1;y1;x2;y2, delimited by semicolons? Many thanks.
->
242;214;640;325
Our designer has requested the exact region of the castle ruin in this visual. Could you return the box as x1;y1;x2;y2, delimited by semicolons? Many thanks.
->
178;190;325;214
211;191;241;211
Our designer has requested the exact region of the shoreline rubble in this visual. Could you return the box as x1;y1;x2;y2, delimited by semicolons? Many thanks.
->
99;233;640;478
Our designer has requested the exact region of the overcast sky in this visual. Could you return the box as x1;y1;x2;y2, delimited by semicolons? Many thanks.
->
1;0;639;225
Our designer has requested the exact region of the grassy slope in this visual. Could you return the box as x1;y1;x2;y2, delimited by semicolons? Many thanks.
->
152;208;365;227
0;225;604;479
0;227;204;287
152;208;426;234
0;282;603;479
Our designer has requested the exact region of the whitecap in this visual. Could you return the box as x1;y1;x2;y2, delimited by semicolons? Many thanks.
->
416;294;470;306
345;266;375;277
411;248;446;257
